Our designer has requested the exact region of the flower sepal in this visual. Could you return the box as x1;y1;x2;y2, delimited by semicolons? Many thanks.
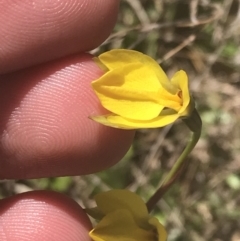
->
182;107;202;133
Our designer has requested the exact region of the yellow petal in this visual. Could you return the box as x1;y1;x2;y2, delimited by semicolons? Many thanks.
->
89;115;126;129
170;70;190;115
90;112;180;129
97;49;178;94
94;190;149;226
90;209;155;241
148;217;167;241
157;87;182;111
92;63;165;120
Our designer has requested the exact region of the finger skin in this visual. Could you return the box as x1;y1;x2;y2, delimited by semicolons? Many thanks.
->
0;54;135;179
0;0;119;73
0;191;92;241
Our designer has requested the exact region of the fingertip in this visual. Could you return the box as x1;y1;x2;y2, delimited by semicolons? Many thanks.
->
0;0;120;73
0;191;92;241
0;53;135;179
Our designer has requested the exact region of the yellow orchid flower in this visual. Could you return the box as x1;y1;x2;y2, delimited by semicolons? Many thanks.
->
91;49;194;129
87;189;167;241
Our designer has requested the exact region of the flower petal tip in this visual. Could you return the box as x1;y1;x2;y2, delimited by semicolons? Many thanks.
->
89;115;123;129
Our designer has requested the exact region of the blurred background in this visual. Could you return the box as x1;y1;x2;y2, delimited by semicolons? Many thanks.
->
1;0;240;240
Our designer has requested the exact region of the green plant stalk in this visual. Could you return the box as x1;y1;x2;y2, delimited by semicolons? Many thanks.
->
147;109;202;212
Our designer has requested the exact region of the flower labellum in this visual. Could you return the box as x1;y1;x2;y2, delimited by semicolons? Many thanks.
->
91;49;194;129
87;189;167;241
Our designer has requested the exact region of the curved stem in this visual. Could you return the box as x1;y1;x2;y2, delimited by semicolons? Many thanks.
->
147;109;202;212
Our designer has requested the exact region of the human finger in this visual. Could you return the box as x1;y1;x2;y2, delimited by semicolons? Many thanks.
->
0;190;92;241
0;54;135;179
0;0;119;74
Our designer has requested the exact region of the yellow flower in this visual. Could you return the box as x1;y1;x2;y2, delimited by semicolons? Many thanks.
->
87;189;167;241
91;49;194;129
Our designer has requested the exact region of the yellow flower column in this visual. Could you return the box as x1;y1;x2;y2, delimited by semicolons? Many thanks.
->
87;189;167;241
91;49;194;129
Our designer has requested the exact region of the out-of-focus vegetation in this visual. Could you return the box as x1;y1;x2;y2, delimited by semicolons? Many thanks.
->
1;0;240;240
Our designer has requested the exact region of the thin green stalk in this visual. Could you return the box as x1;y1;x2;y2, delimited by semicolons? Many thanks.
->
147;109;202;212
161;129;200;185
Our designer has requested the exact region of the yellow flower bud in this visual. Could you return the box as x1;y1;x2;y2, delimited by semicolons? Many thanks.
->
90;49;194;129
87;189;167;241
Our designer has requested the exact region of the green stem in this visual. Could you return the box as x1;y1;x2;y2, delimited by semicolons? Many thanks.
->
161;128;200;185
146;109;202;212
